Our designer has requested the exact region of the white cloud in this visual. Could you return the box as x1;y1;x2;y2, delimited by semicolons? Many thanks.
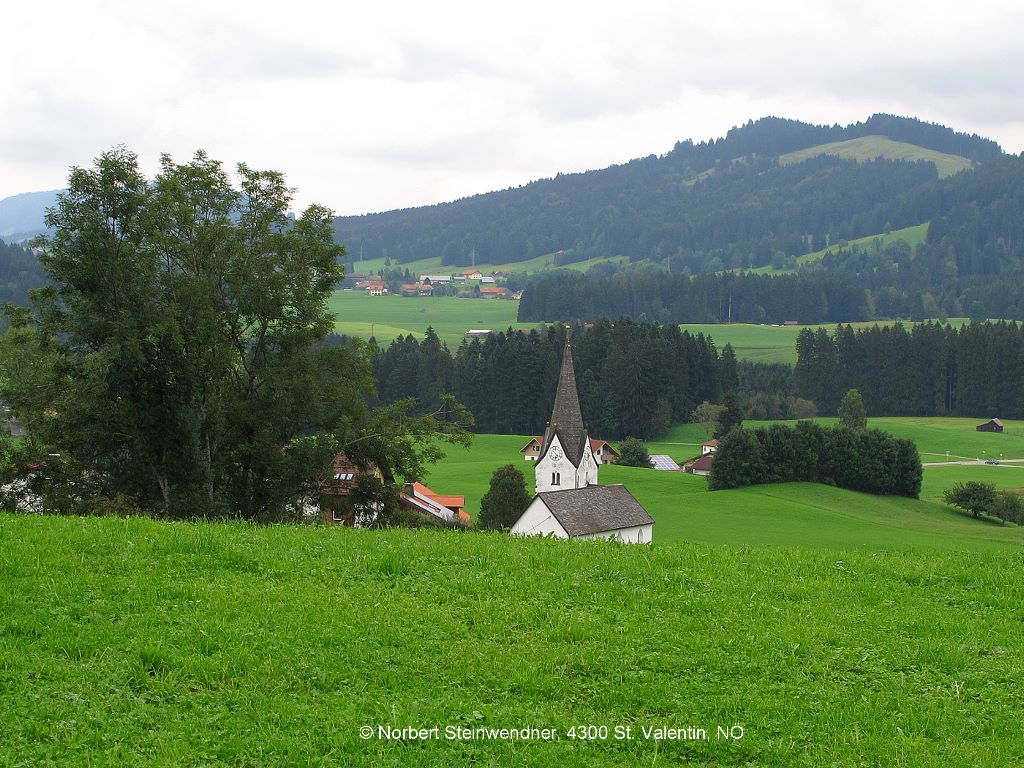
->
2;0;1022;214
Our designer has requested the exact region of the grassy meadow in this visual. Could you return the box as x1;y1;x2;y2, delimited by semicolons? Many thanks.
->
329;289;976;362
425;417;1024;553
779;136;974;178
2;513;1022;767
329;291;539;348
744;222;930;275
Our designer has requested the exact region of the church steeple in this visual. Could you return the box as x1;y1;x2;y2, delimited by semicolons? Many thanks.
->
543;336;588;467
535;334;597;493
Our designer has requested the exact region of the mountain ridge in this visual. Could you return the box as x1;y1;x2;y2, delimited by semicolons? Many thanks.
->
334;114;1000;272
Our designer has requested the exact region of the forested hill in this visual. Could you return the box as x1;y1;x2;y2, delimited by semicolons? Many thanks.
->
333;115;1003;272
0;239;48;314
0;190;60;243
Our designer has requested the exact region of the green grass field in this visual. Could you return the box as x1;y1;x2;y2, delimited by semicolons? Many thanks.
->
329;291;538;348
745;222;931;275
329;290;983;362
648;417;1024;464
667;318;971;364
425;417;1024;553
779;136;974;178
2;513;1022;766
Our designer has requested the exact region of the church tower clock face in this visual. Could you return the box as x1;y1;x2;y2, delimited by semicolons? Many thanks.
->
550;446;563;462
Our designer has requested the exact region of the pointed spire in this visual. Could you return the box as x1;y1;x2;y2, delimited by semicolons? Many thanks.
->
545;334;588;467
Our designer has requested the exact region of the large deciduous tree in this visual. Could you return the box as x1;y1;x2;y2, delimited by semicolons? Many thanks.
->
838;388;867;430
0;147;468;520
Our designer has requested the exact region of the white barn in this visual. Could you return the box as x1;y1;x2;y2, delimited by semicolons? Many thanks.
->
511;484;654;543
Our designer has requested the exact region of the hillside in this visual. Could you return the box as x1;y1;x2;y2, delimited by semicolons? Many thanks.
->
334;115;1000;275
425;429;1024;552
779;136;973;178
3;513;1022;766
0;189;59;243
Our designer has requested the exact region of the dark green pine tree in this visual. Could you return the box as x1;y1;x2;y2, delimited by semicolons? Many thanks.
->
708;428;768;490
715;390;743;439
478;464;532;531
719;343;739;393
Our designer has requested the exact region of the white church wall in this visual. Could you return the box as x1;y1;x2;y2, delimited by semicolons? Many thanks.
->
535;434;569;494
576;524;653;544
510;498;569;538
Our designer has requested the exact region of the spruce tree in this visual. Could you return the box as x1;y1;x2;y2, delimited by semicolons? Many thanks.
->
478;464;532;530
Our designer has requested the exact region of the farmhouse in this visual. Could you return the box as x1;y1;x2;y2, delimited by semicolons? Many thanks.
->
480;286;509;298
462;268;483;280
977;418;1004;433
318;454;383;526
511;336;653;543
683;453;714;476
511;484;653;542
400;482;470;526
701;439;720;455
400;282;434;296
320;455;467;527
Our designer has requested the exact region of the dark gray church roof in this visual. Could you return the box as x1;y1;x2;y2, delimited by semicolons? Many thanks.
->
540;338;588;467
536;484;654;536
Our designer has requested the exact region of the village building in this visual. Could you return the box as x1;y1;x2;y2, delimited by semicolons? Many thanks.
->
319;454;467;527
511;484;653;543
511;337;653;543
683;438;719;476
976;418;1004;433
400;481;471;526
479;286;509;298
462;268;484;280
683;453;714;476
532;338;598;493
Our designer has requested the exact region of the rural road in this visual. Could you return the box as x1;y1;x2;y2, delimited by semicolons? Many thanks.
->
922;458;1024;467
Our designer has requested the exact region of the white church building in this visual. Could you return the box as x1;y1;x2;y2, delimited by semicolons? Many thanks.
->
510;336;653;543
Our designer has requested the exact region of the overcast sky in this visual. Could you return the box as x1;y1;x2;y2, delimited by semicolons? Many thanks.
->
3;0;1023;215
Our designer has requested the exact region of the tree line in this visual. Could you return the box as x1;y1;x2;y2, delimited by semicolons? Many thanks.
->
708;421;922;498
371;319;735;440
517;270;872;325
794;321;1024;418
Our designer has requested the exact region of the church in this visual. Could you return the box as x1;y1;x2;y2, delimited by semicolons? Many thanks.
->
510;337;654;543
